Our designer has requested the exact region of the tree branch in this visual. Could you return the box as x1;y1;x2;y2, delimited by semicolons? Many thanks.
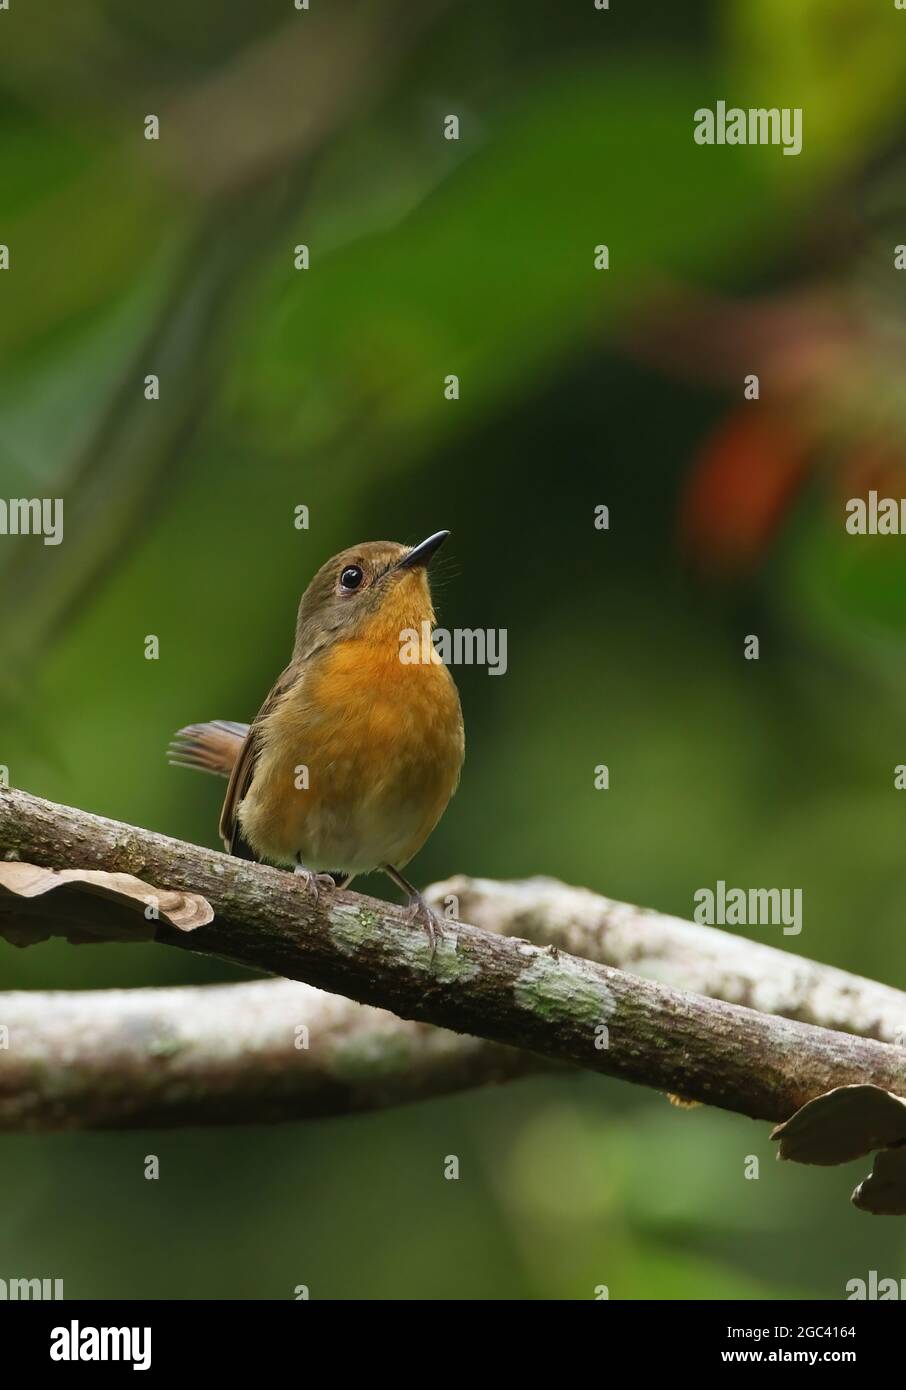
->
1;788;905;1130
435;875;906;1045
0;980;542;1131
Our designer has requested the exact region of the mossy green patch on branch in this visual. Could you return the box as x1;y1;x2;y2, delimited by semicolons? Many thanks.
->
513;951;617;1032
397;927;482;981
328;905;381;956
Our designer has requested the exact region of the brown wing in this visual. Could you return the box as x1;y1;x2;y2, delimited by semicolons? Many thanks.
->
218;667;299;855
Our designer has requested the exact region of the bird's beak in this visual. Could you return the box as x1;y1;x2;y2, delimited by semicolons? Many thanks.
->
394;529;450;570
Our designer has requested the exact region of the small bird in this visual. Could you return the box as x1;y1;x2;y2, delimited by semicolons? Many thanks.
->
168;531;464;949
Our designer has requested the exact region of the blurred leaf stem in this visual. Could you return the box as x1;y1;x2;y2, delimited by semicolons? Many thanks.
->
0;0;453;690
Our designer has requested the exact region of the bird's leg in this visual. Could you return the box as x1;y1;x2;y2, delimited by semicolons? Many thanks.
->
293;857;338;906
383;865;443;959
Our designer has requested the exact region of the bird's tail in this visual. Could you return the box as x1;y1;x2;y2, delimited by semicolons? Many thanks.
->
167;720;249;779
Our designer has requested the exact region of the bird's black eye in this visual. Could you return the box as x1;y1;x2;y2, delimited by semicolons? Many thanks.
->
339;565;364;592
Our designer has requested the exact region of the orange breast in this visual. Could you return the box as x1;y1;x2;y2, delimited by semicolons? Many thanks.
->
239;627;464;873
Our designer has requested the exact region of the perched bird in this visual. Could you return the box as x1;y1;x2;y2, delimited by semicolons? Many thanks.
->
168;531;464;948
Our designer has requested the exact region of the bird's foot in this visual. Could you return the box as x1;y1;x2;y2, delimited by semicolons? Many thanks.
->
293;865;336;907
405;891;444;961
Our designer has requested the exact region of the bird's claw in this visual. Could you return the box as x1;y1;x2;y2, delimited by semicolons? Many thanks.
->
294;866;336;907
406;892;444;961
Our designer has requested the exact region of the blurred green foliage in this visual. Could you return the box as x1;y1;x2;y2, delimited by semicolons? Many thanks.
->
3;0;906;1299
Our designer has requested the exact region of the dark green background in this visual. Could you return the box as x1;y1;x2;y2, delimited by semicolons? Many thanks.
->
2;0;906;1298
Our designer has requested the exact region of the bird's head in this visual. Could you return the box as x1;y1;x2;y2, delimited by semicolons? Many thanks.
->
293;530;450;659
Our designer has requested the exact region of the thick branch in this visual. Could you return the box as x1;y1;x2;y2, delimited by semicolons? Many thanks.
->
0;980;541;1131
1;788;905;1128
5;867;902;1131
435;876;906;1045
